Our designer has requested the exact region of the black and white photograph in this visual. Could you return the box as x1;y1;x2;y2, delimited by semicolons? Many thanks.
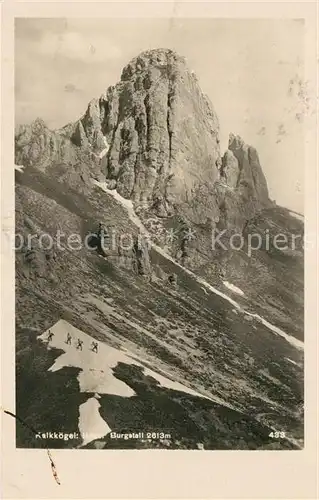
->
13;17;306;452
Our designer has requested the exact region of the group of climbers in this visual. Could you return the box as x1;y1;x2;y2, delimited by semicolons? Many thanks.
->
46;330;99;353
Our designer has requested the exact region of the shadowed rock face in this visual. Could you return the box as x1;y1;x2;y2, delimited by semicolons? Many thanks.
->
216;134;271;233
220;149;239;189
227;133;269;206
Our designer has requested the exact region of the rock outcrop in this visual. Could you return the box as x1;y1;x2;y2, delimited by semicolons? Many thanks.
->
15;118;105;193
225;133;269;206
15;118;76;170
215;134;271;232
132;235;152;277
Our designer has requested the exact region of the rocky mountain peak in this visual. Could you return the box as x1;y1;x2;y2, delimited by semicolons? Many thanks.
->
120;48;187;81
68;48;221;220
15;49;271;228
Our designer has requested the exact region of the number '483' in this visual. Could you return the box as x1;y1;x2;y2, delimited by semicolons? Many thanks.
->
269;431;286;438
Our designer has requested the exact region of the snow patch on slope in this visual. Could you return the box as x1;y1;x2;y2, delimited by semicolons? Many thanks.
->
78;396;112;446
289;211;304;222
15;164;25;173
92;180;148;232
285;357;302;368
98;137;109;159
223;281;245;297
39;319;212;401
39;319;219;446
39;320;135;397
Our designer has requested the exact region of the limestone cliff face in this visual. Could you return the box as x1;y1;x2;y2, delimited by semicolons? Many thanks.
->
71;48;221;221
